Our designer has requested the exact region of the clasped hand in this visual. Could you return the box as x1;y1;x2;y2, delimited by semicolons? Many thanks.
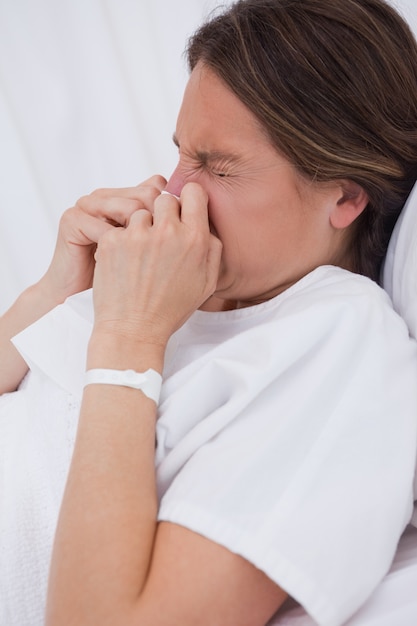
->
41;176;222;349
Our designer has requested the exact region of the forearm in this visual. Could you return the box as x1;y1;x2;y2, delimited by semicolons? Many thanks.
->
46;182;222;624
46;332;164;626
0;280;65;393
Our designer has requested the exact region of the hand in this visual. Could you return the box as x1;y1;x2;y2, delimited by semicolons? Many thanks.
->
39;176;166;305
91;182;223;348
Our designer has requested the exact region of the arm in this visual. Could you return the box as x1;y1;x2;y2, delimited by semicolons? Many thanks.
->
0;177;166;394
45;184;287;626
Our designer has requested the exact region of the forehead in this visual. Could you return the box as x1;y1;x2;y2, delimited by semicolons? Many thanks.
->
175;63;270;153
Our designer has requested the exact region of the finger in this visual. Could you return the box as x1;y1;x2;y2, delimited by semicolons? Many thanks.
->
75;195;148;227
90;175;167;200
127;208;154;228
152;190;181;225
179;182;210;229
101;175;167;203
136;174;167;192
206;234;223;285
60;206;117;246
75;176;168;224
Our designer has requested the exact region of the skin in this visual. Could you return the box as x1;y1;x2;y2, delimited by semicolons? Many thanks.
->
0;63;369;624
166;64;368;309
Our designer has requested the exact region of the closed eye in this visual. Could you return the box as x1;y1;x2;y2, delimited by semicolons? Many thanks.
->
211;169;229;178
207;156;234;179
172;133;240;179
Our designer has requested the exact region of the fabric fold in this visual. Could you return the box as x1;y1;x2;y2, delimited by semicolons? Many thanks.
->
11;289;94;399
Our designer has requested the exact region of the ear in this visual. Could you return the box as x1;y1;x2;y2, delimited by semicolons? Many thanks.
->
329;180;369;229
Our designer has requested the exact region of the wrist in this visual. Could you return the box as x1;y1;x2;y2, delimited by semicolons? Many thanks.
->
87;327;166;373
35;275;71;310
14;280;64;325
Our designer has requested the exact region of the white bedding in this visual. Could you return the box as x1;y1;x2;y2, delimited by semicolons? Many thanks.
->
383;181;417;342
269;525;417;625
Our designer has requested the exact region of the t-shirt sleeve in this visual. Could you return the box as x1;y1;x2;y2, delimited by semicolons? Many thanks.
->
157;277;417;626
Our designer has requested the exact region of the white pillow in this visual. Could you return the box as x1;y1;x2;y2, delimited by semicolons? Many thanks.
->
383;182;417;340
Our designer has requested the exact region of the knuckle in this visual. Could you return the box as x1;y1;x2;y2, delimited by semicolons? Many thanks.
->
146;174;167;189
76;188;110;210
98;227;118;250
74;194;90;209
137;176;167;200
157;220;174;238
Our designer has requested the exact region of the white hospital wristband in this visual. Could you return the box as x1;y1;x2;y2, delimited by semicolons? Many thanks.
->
84;368;162;404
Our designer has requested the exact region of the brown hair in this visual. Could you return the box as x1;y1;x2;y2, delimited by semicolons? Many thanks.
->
187;0;417;282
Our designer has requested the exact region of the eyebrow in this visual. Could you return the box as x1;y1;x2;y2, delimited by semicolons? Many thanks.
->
172;133;241;164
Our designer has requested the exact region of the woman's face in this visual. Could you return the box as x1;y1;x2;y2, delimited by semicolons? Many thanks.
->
166;63;347;309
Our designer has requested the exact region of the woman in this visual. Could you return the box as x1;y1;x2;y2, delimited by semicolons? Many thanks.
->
1;1;417;625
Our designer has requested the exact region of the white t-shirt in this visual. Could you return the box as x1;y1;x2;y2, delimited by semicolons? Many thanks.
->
2;265;417;626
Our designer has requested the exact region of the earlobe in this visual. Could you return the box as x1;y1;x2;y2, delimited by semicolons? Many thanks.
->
330;181;369;229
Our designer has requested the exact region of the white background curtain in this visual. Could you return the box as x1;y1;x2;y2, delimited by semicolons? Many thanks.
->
0;0;416;313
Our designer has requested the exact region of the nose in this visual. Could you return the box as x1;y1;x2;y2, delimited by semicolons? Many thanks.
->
165;164;184;198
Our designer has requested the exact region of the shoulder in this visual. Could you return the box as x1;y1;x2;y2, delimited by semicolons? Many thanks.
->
271;265;409;340
167;265;415;388
281;265;391;311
